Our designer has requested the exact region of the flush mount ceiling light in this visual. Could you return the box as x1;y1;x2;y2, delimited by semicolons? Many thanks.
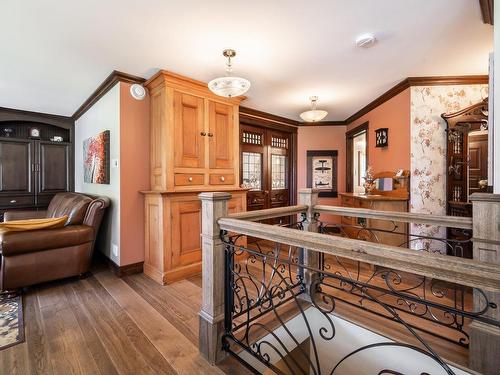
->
208;49;251;98
355;33;376;48
300;96;328;123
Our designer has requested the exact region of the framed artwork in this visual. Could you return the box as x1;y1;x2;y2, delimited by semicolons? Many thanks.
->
375;128;388;147
83;130;110;184
307;150;338;197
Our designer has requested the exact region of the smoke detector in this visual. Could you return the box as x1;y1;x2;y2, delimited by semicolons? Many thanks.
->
130;84;147;100
355;33;376;48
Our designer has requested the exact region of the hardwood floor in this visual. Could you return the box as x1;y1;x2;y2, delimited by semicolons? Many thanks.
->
0;262;252;375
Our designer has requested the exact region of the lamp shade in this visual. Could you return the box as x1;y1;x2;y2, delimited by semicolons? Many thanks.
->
208;76;251;98
300;109;328;122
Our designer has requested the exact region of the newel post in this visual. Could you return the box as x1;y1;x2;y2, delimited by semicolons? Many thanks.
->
469;193;500;375
298;188;320;296
198;192;231;363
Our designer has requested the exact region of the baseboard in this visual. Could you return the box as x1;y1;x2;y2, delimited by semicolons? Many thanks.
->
95;252;144;277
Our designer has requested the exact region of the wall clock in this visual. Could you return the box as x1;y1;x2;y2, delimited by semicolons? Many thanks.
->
375;128;388;147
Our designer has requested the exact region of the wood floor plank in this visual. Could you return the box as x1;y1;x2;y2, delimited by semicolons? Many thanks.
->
71;278;173;375
62;284;119;375
24;291;53;375
94;270;224;375
36;283;102;375
122;273;200;345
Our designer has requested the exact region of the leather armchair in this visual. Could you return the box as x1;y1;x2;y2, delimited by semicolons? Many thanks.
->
0;192;110;291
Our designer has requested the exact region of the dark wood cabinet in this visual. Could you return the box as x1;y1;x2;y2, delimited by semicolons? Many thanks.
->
0;109;74;220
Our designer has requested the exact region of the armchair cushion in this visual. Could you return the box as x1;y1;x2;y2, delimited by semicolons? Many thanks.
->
0;216;68;233
0;225;94;256
3;210;47;221
47;193;93;225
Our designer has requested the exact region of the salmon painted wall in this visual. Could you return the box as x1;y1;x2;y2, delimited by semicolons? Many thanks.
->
119;82;150;266
297;126;346;222
347;88;411;174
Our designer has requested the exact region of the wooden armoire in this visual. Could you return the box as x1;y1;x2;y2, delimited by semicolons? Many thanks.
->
0;113;73;221
142;71;247;284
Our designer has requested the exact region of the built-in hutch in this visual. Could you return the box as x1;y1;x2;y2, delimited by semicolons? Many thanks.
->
339;170;409;246
142;71;247;284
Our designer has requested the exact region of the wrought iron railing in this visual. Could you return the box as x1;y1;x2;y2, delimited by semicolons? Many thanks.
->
214;202;499;375
221;229;499;375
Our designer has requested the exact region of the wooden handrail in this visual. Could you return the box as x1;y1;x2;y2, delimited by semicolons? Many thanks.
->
227;205;308;221
314;205;472;230
218;217;500;292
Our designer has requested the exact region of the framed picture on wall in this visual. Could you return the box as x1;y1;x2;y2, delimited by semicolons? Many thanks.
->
83;130;110;184
307;150;338;197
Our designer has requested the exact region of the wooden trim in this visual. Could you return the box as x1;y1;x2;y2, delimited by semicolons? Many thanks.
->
227;204;308;221
479;0;494;25
314;204;472;229
240;106;299;128
99;253;144;277
345;122;369;192
72;70;146;120
242;75;489;128
345;75;489;124
218;217;500;292
0;106;73;129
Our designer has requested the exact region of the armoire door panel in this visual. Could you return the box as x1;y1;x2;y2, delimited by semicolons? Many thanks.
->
0;139;33;195
173;91;205;169
209;101;234;169
171;200;202;267
38;142;70;193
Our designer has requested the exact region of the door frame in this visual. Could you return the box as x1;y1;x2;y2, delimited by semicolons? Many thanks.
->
345;121;369;193
239;114;298;206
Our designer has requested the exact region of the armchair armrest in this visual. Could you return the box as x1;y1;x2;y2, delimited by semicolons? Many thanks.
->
0;225;94;257
3;210;47;222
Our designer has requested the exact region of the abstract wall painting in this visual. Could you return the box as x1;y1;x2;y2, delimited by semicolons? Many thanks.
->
83;130;110;184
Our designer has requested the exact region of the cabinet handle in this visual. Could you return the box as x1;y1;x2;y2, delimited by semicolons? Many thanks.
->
188;177;193;182
207;132;214;137
220;176;225;182
200;132;207;136
10;199;17;203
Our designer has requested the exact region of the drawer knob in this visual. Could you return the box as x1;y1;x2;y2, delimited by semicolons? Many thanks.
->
200;132;207;136
188;177;193;182
10;199;17;203
220;176;225;182
208;132;214;137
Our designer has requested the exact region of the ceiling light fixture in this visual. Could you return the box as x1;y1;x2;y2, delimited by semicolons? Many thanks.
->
208;49;251;98
300;96;328;123
355;33;376;48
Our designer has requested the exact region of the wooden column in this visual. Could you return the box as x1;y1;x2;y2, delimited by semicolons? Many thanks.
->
469;193;500;375
198;192;231;363
298;188;320;297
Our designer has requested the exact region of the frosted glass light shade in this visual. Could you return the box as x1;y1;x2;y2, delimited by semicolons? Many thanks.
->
300;109;328;122
208;76;251;98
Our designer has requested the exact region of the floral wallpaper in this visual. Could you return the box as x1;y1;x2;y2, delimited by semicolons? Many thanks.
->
409;84;488;251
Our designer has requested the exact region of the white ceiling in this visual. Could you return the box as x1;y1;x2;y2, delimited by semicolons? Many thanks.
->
0;0;493;120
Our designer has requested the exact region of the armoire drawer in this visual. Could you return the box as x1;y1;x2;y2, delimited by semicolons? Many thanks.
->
209;173;235;185
174;173;204;186
357;199;373;209
0;195;34;207
341;195;354;207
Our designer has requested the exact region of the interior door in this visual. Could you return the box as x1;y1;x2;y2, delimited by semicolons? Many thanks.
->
240;125;291;221
468;133;488;195
209;100;234;169
37;141;70;206
173;91;205;169
0;138;34;197
240;124;267;211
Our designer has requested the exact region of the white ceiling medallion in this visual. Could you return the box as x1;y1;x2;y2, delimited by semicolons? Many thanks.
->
355;33;376;48
300;96;328;123
130;84;147;100
208;49;251;98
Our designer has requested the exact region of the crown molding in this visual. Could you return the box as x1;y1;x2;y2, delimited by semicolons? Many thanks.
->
72;70;146;121
479;0;494;25
239;106;300;127
344;75;489;124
